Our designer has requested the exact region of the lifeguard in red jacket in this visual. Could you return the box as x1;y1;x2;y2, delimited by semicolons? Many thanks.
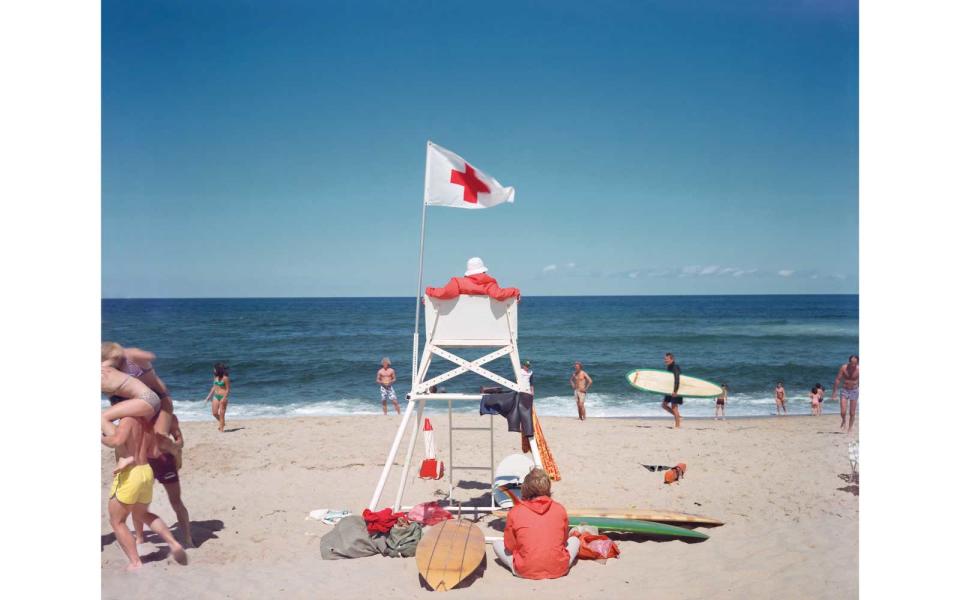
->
425;257;520;301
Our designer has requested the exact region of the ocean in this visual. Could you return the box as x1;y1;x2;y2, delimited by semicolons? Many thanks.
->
101;295;858;421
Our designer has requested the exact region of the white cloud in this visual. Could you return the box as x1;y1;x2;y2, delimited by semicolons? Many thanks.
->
628;272;638;279
699;265;720;276
778;270;794;277
566;262;576;269
543;264;557;273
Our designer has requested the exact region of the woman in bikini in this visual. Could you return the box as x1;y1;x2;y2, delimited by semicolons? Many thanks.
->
102;363;164;472
204;362;231;432
102;341;175;437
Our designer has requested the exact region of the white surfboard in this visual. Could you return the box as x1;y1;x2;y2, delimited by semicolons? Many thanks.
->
492;453;534;507
626;369;723;398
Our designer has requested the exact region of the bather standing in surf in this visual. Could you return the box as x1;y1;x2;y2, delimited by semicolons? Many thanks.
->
376;357;401;415
204;362;231;432
569;362;592;421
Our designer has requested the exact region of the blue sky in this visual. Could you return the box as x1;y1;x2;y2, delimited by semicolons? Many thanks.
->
102;0;858;297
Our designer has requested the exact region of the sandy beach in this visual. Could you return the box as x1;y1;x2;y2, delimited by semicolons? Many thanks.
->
101;413;858;599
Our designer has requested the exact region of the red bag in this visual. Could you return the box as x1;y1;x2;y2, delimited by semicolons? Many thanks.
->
574;533;620;560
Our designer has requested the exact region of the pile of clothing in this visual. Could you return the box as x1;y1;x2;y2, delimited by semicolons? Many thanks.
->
320;502;453;560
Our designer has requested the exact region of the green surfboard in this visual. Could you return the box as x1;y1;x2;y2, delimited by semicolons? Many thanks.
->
569;516;709;541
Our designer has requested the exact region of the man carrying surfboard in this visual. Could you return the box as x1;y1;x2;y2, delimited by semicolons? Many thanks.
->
832;354;859;433
660;353;683;428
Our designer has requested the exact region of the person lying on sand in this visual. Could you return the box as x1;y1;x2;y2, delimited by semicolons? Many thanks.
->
425;257;520;301
102;406;187;570
492;468;579;579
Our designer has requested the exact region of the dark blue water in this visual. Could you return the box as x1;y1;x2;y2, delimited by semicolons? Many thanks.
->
101;295;858;420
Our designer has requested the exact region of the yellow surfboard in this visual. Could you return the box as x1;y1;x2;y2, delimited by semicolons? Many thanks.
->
415;520;485;592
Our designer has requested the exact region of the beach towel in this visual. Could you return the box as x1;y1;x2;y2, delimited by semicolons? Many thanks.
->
383;520;423;558
521;407;561;481
407;502;454;526
320;515;387;560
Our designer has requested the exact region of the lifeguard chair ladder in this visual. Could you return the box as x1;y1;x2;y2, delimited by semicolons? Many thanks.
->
368;295;541;513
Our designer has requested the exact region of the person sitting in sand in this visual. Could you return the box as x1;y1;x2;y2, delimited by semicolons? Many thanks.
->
203;362;231;432
715;383;728;420
492;468;579;579
102;403;188;570
376;357;400;415
775;381;787;415
102;342;176;437
133;412;193;549
425;257;520;301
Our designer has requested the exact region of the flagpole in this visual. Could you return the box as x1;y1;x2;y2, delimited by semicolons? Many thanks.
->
412;142;431;386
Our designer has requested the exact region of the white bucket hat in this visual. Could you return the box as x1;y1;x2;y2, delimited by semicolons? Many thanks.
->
464;257;488;276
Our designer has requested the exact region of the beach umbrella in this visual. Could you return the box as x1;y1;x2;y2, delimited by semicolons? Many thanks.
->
418;418;444;479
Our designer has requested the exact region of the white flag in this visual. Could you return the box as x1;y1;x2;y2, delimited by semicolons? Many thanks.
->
423;141;515;209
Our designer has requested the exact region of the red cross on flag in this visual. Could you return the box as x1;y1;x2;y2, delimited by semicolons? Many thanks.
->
424;141;515;209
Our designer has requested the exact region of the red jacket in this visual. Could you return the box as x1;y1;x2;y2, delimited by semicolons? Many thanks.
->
504;496;570;579
425;273;520;301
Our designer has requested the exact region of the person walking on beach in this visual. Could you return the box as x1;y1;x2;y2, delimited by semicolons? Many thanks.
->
715;384;728;420
660;353;683;428
775;381;787;415
832;355;859;433
377;358;400;415
102;403;187;570
203;362;230;432
134;413;193;549
519;359;535;396
569;362;592;421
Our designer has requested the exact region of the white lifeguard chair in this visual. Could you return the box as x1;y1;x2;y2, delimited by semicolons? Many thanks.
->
368;295;542;513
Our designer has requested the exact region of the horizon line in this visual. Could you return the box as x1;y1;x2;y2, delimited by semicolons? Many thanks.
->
102;292;859;300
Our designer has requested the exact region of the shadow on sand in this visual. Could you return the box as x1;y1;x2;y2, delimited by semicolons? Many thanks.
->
837;472;859;496
101;519;225;552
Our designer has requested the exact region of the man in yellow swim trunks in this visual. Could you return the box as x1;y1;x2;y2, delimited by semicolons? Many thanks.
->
102;405;188;571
